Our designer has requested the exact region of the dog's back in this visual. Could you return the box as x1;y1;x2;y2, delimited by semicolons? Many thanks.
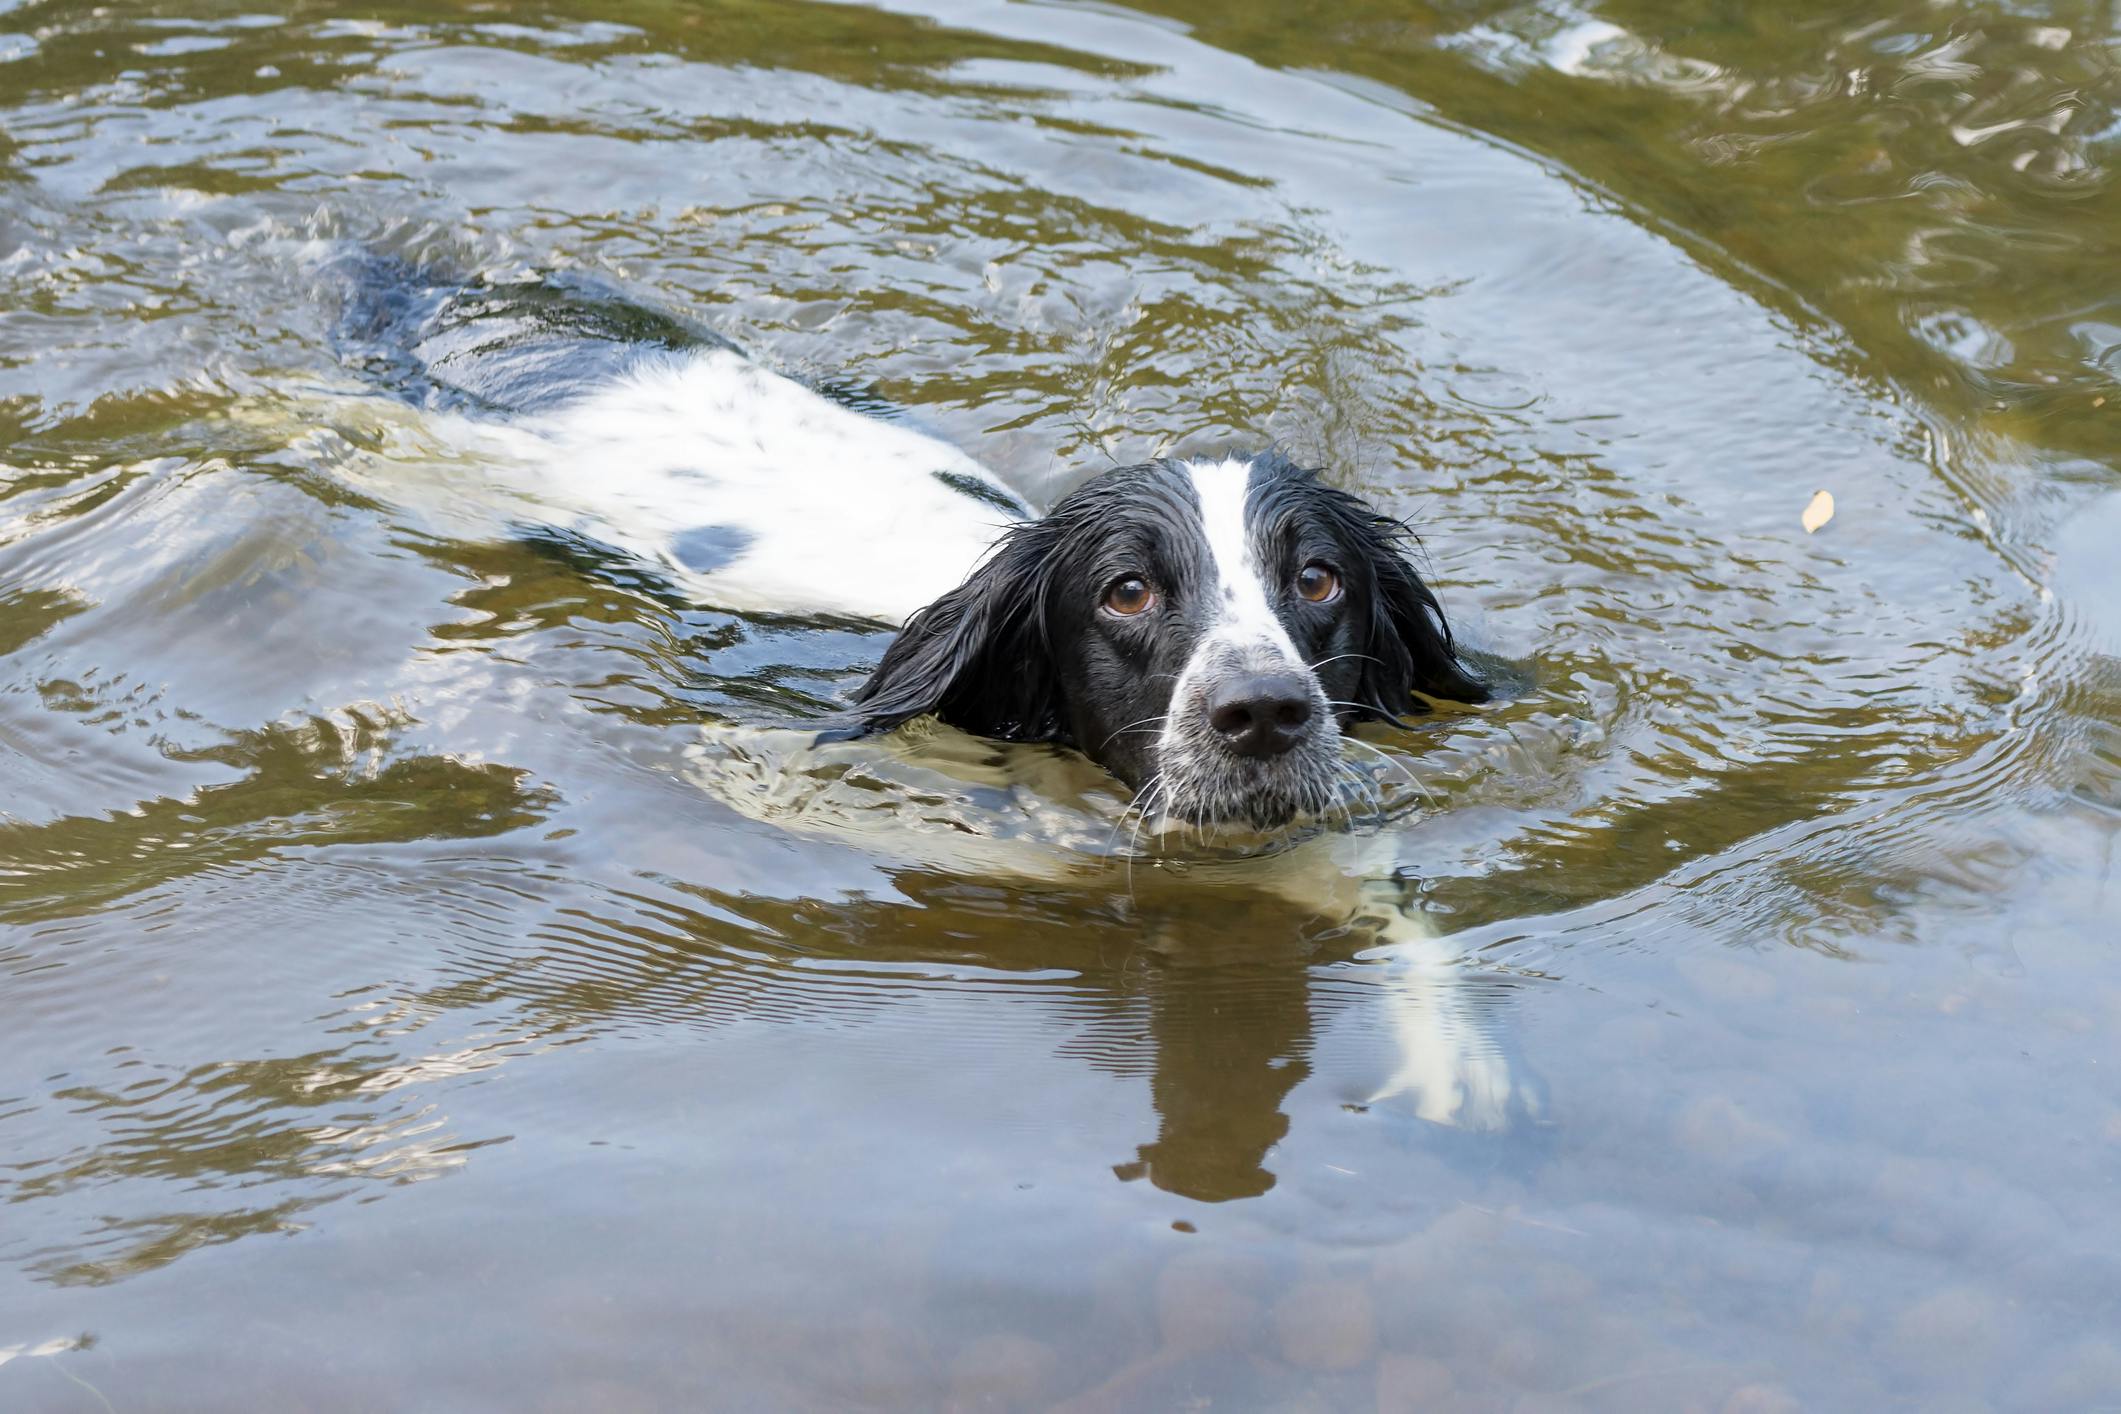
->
329;250;1028;623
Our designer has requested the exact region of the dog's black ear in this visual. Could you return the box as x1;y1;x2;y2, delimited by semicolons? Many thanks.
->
849;520;1067;741
1353;522;1489;716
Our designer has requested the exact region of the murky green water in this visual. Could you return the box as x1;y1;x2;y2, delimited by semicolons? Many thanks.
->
3;0;2117;1407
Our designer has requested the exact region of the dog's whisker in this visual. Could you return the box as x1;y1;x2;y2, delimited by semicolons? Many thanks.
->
1308;652;1383;673
1330;759;1374;830
1343;735;1440;812
1125;774;1176;902
1097;714;1172;755
1329;759;1369;827
1116;773;1165;902
1103;788;1147;858
1107;765;1169;857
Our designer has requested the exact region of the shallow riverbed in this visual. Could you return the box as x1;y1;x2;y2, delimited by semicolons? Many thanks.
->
2;0;2118;1408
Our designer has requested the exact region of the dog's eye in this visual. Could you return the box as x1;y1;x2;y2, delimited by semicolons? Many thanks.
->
1102;576;1157;616
1295;562;1341;603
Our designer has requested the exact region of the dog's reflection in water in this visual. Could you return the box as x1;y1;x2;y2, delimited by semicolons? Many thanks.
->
687;718;1541;1202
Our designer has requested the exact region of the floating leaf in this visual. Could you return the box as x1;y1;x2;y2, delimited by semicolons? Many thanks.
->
1802;490;1835;534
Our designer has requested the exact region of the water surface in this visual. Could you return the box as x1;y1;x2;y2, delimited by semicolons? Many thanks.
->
2;0;2118;1408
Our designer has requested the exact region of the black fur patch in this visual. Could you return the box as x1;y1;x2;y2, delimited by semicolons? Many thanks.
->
853;453;1487;818
330;249;733;415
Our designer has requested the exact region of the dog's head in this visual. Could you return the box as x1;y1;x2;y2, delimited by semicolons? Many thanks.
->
851;452;1487;829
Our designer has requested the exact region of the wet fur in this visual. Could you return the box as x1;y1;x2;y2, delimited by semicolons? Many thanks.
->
330;254;1526;1130
853;452;1487;827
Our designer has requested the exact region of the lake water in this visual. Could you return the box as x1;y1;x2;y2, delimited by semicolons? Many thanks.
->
3;0;2118;1409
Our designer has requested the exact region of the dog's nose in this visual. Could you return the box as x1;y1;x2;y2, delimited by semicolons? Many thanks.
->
1205;674;1315;758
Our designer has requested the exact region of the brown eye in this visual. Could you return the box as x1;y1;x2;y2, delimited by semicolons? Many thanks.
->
1295;562;1341;603
1102;576;1157;616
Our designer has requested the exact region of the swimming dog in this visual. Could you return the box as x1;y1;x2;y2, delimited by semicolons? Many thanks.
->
331;255;1530;1130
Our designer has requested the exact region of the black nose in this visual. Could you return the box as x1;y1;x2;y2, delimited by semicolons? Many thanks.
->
1205;674;1315;758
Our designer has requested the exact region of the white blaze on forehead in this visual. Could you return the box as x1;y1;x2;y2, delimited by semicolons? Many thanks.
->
1186;456;1301;661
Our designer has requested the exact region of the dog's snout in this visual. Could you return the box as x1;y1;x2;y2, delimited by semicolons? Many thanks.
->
1205;673;1315;758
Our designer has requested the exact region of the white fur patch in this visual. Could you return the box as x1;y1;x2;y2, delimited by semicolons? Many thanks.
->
404;349;1023;624
1149;456;1328;790
1186;456;1302;662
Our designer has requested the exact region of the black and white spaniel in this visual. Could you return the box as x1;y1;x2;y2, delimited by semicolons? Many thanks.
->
336;260;1489;833
332;258;1528;1128
852;451;1489;828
